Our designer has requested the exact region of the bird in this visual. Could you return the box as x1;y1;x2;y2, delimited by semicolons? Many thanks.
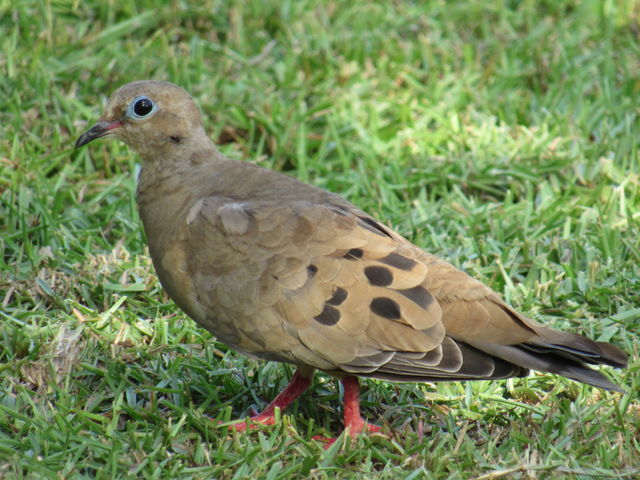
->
75;80;628;441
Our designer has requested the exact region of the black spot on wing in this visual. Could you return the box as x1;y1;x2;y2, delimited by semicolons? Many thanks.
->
307;264;318;277
380;252;418;271
398;286;434;309
357;216;393;238
327;287;348;306
364;266;393;286
344;248;363;260
314;304;341;325
370;297;401;319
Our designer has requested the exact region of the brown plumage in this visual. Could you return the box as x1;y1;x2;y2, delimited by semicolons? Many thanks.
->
76;80;628;439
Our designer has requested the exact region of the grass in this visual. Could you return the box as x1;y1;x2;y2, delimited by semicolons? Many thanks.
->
1;0;639;478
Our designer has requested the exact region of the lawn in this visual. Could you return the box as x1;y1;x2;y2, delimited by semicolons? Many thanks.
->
1;0;639;478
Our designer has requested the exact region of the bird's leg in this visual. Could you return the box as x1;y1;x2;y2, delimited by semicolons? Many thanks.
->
312;375;382;446
341;375;381;436
229;367;313;432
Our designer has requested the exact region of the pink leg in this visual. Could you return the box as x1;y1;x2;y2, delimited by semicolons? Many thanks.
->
229;367;313;432
313;376;382;446
341;376;381;436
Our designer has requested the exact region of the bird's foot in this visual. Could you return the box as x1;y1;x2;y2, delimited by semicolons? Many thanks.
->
225;412;278;432
345;418;382;436
312;420;383;448
220;367;314;433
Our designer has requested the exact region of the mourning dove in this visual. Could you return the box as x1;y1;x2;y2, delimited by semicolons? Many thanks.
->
76;80;628;440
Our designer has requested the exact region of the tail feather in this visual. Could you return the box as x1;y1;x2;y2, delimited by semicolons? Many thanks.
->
470;340;627;393
533;326;628;368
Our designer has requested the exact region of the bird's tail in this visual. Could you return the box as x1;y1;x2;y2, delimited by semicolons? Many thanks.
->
470;326;628;393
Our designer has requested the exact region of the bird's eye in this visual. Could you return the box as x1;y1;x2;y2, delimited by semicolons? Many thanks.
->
128;96;157;119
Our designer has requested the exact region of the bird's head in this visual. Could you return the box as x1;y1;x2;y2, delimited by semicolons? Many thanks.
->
75;80;204;161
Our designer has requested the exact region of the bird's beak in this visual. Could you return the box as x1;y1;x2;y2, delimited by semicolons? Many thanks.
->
75;120;123;149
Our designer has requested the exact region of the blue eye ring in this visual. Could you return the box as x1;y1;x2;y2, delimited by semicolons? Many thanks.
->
127;95;157;119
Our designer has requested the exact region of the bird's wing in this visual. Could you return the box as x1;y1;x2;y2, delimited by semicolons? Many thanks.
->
178;193;533;380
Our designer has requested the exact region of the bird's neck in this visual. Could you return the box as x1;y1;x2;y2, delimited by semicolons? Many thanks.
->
135;143;224;257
